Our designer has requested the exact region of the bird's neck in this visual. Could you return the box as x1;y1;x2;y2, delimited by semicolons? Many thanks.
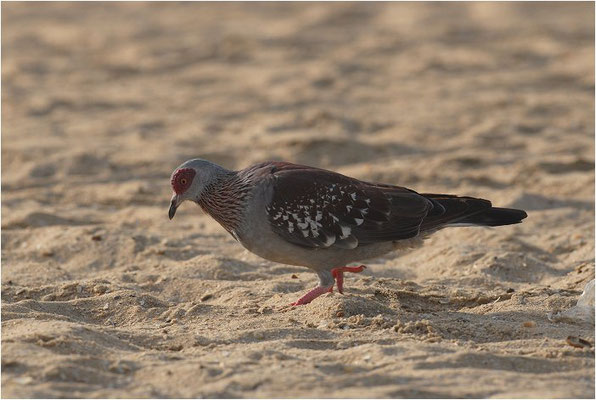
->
197;171;252;236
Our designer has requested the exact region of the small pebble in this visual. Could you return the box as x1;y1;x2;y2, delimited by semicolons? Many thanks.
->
168;344;183;352
566;336;592;349
103;303;109;310
258;306;272;314
94;285;108;295
14;376;33;385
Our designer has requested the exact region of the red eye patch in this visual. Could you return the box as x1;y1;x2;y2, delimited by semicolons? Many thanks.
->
171;168;196;194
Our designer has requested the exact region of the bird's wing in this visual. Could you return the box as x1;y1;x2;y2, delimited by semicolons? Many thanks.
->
264;163;434;249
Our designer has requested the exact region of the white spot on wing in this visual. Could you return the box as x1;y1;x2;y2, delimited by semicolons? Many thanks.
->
339;225;351;239
322;234;336;247
297;221;308;229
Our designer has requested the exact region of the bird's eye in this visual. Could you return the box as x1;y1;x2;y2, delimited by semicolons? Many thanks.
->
180;178;187;185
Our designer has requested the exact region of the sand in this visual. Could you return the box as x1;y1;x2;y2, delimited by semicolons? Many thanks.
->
2;2;594;398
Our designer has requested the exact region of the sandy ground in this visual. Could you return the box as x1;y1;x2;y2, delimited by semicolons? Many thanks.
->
2;2;595;398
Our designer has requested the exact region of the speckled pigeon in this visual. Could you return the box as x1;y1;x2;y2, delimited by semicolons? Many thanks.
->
168;159;527;305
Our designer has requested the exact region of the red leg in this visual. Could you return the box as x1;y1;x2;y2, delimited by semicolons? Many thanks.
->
332;269;345;294
331;265;367;294
291;284;334;306
291;265;367;306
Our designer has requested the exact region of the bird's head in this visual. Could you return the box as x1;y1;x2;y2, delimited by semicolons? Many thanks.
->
168;159;229;220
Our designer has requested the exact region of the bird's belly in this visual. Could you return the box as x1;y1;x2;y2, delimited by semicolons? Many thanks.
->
236;231;419;269
235;232;315;266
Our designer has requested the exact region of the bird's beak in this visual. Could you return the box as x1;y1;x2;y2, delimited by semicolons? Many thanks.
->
169;194;180;220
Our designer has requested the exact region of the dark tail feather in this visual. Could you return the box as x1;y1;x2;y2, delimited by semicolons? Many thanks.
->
455;207;528;227
419;194;528;230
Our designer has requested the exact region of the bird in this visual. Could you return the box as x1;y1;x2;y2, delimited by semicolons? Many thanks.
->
168;159;527;306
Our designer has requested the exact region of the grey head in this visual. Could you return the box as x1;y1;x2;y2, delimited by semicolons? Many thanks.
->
168;158;231;219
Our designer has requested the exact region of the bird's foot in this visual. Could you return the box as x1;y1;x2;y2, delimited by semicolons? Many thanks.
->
290;265;367;305
330;265;367;294
290;284;334;306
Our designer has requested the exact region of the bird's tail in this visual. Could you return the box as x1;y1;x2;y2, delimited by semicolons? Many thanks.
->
419;194;527;230
452;207;528;227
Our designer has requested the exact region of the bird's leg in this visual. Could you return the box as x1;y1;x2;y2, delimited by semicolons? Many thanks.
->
291;285;334;306
290;267;366;305
291;270;334;306
330;265;367;294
